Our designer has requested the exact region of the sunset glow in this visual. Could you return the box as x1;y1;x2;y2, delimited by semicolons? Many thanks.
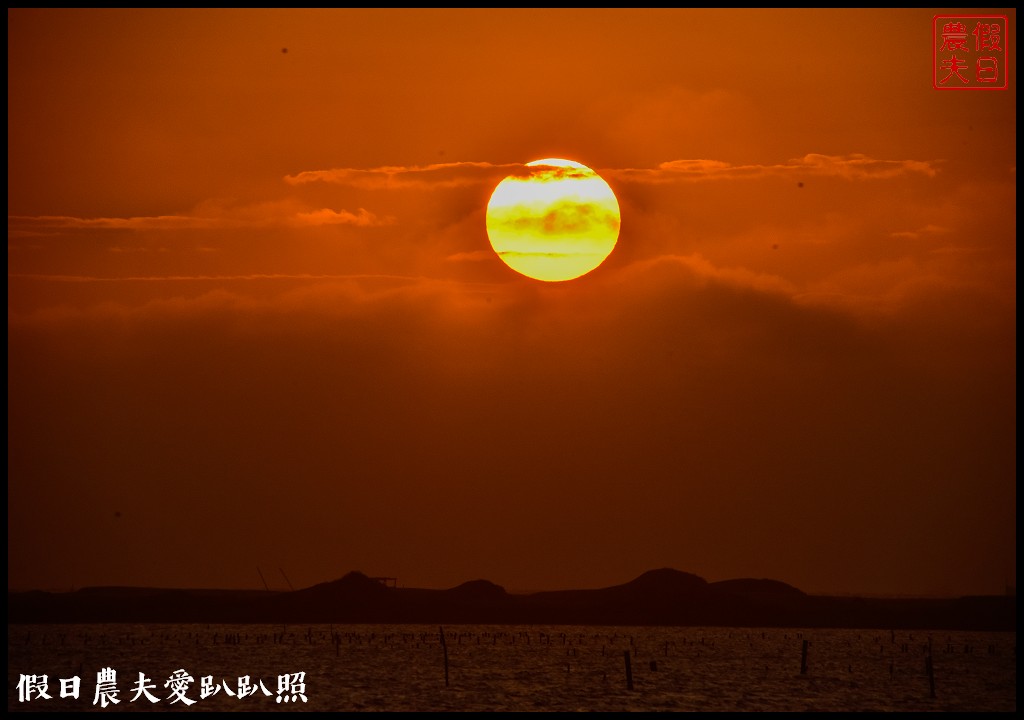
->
7;9;1016;602
486;159;620;281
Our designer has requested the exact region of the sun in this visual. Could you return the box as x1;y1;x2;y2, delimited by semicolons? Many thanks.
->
485;158;620;282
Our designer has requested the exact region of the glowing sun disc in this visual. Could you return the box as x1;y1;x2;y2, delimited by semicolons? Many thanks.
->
486;158;620;282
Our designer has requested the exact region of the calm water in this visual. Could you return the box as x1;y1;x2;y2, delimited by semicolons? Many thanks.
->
8;624;1016;712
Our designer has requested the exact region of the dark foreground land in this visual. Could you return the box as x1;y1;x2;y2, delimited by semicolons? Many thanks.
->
7;569;1016;630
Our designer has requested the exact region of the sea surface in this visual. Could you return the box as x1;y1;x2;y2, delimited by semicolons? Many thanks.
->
8;624;1016;712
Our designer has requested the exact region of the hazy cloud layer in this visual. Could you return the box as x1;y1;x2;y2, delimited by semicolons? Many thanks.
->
608;154;940;183
284;161;523;189
281;154;940;191
10;204;392;233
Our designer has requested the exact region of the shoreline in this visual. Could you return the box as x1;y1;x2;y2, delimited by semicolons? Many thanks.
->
8;569;1016;631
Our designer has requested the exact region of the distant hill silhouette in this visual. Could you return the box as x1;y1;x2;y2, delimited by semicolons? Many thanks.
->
307;571;386;593
709;578;805;596
623;568;709;593
6;569;1015;631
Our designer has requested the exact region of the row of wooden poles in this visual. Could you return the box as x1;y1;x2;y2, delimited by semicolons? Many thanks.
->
435;628;961;697
587;635;944;696
16;626;1008;702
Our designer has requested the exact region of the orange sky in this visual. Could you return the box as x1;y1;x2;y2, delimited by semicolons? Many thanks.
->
8;9;1016;597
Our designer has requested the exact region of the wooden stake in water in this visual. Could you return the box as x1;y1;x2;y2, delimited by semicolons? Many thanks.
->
439;626;450;688
925;639;936;699
800;639;809;675
623;650;634;691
